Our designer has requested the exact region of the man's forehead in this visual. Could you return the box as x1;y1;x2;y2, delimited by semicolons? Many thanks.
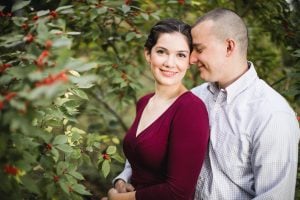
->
192;20;214;34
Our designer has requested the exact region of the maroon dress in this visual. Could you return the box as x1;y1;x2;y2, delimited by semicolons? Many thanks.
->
123;92;210;200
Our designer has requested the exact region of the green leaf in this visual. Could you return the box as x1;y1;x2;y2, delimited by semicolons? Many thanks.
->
86;146;93;152
121;5;130;13
111;154;125;163
98;154;104;164
53;135;68;145
70;149;81;159
46;183;57;199
126;32;136;41
57;161;69;175
21;176;41;194
37;10;50;17
69;75;98;88
141;13;149;20
68;62;98;72
102;160;110;178
56;5;74;12
97;7;107;14
150;12;160;20
12;1;30;12
72;183;92;195
66;32;81;35
71;127;86;134
59;180;70;195
70;88;89;100
56;144;73;153
37;21;49;41
51;148;60;163
106;145;116;154
69;171;84;180
52;37;72;48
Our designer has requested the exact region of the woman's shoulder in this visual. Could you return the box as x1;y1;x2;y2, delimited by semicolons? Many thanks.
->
178;91;206;107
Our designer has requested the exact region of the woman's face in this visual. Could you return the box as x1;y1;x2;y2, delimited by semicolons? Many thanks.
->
145;32;190;87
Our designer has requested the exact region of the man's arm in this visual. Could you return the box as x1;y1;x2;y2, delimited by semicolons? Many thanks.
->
112;159;134;193
252;112;300;199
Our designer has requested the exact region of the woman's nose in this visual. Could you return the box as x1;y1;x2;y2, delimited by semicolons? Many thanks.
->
164;55;176;68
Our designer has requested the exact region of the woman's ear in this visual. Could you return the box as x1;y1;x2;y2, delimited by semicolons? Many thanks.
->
144;48;151;64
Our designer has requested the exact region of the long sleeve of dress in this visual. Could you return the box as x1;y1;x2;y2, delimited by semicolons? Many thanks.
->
135;96;210;200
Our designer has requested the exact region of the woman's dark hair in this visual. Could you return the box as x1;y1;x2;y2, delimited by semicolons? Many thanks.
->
144;18;192;53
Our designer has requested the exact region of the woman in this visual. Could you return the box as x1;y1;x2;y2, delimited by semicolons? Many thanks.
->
105;19;209;200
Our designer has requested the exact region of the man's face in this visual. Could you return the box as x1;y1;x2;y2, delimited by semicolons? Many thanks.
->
190;20;227;83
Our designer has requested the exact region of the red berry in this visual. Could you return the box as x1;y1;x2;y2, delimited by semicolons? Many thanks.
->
33;15;39;21
102;153;110;160
178;0;185;5
0;101;3;110
21;23;29;30
36;50;50;69
4;165;19;176
46;143;52;150
125;0;132;5
53;175;59;182
0;63;12;73
45;40;53;49
49;10;58;18
5;92;17;101
24;34;34;43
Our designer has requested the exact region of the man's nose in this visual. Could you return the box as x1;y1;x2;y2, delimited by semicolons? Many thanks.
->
189;50;197;65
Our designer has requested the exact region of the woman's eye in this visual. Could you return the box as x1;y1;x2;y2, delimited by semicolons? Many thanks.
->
156;50;164;54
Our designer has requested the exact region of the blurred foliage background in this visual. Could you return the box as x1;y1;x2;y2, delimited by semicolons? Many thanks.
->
0;0;299;199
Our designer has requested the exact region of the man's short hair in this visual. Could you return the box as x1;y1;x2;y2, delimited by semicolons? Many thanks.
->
193;8;248;56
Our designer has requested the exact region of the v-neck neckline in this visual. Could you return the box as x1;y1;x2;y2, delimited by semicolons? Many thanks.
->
135;91;189;138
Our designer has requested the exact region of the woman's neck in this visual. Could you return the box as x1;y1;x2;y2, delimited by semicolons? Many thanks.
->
153;83;187;101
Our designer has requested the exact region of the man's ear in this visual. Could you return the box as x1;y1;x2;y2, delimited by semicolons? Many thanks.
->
226;39;235;57
144;48;151;64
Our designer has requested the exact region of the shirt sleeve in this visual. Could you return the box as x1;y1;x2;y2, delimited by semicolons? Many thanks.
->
252;112;300;200
136;97;210;200
112;159;132;185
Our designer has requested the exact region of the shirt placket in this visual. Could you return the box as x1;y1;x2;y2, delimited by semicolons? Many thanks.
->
210;89;226;147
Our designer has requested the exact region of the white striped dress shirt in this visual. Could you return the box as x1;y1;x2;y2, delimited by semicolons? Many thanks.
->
192;62;300;200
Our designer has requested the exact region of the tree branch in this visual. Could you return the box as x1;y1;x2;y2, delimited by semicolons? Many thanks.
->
90;91;128;133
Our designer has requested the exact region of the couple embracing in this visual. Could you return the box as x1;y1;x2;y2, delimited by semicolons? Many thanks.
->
102;8;300;200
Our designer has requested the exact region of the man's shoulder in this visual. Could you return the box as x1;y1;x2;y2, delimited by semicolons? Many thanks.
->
191;83;209;97
246;79;295;116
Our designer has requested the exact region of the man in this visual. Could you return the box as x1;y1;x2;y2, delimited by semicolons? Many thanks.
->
109;8;300;199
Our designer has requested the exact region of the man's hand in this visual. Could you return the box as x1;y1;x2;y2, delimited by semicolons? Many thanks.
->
114;179;135;193
100;188;118;200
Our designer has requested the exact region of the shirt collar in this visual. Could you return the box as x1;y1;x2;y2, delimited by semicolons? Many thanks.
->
206;62;258;104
